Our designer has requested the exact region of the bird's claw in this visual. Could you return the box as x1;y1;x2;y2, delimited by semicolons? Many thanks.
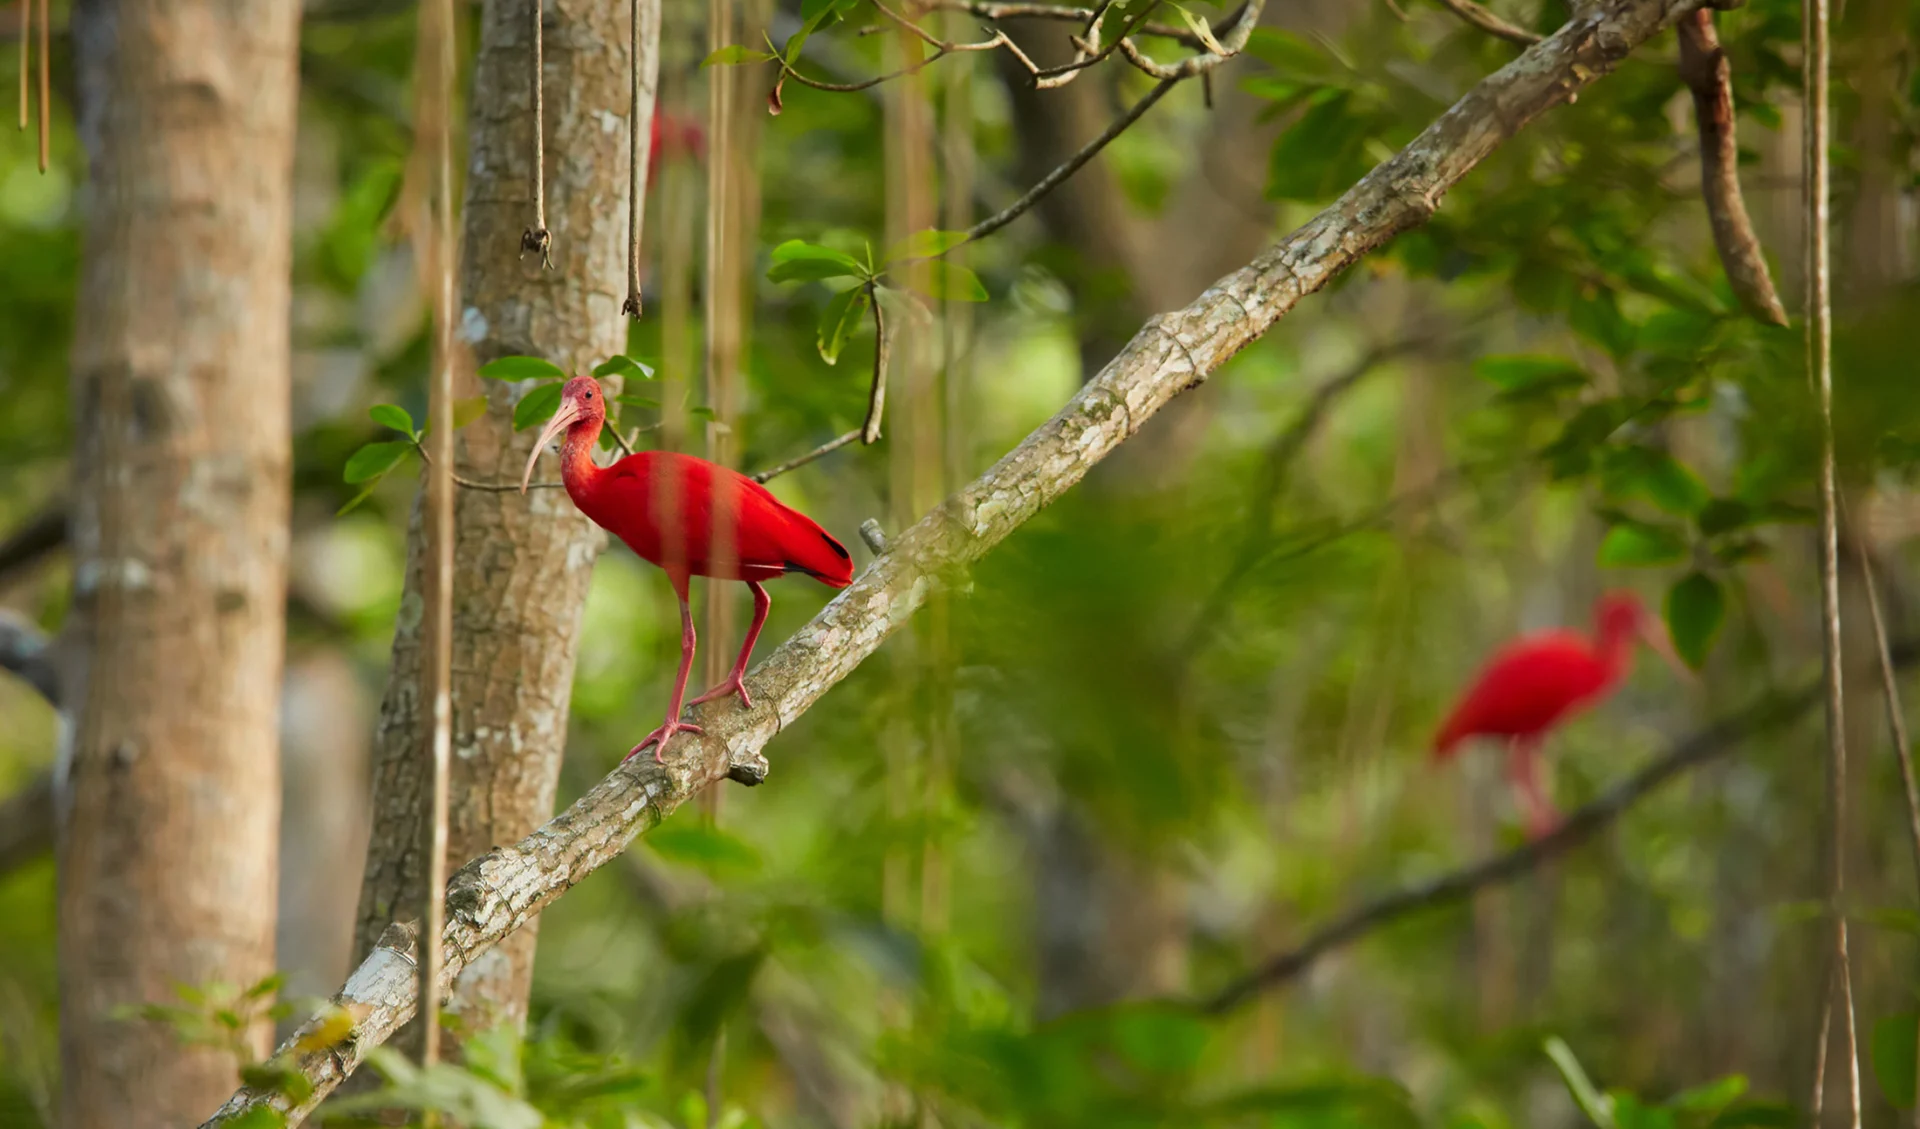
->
623;719;704;765
687;675;751;710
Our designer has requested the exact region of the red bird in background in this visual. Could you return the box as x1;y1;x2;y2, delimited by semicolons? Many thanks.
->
1432;591;1686;836
522;377;854;762
649;111;704;185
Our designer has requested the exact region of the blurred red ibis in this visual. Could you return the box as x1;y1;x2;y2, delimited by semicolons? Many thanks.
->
523;377;854;762
1432;591;1686;836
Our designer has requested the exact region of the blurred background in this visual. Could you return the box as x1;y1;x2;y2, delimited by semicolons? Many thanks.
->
3;0;1920;1126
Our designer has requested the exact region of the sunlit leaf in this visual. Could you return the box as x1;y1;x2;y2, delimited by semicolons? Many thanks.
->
1667;1074;1746;1115
768;240;865;283
454;395;490;430
689;406;720;423
512;382;565;431
883;229;971;262
612;394;659;409
592;354;656;381
478;355;566;381
1597;521;1688;568
221;1107;288;1129
911;260;988;302
291;1007;358;1055
343;440;413;485
818;285;870;364
1664;572;1725;669
368;404;415;436
782;6;833;65
1605;449;1709;516
701;45;776;67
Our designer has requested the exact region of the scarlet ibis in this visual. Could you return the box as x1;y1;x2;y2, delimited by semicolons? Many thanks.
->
522;377;854;761
1432;591;1685;836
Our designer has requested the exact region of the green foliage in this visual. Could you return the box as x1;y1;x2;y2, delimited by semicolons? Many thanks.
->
702;45;777;67
1873;1012;1918;1109
1597;521;1688;568
1547;1039;1791;1129
816;284;870;364
591;353;656;381
478;355;568;381
513;381;566;431
1664;572;1726;669
766;240;868;284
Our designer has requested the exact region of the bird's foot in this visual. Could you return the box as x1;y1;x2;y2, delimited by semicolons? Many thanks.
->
1522;802;1561;840
688;674;751;710
623;718;705;765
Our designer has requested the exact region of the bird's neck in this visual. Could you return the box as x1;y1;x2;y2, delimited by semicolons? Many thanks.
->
1596;621;1637;682
559;417;605;494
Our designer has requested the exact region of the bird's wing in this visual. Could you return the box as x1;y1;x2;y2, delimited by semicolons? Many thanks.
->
1435;632;1607;751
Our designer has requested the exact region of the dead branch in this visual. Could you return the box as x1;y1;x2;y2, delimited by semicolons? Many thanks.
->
0;502;65;585
1199;647;1919;1014
750;430;861;484
199;4;1706;1121
1676;9;1787;325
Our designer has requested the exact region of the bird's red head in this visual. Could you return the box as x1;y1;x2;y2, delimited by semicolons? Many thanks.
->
1594;590;1645;638
520;376;607;494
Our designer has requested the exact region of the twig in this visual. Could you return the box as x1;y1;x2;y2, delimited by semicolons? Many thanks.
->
1856;546;1920;884
1431;0;1540;45
1200;651;1919;1014
34;0;44;171
519;0;553;267
863;282;888;444
199;5;1704;1117
621;0;661;318
15;0;25;131
413;440;566;491
921;0;1208;48
749;430;860;483
1803;0;1857;1115
1676;10;1786;325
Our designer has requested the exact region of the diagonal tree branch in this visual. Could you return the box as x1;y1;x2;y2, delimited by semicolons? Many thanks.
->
199;2;1710;1121
1198;645;1920;1014
1676;8;1787;325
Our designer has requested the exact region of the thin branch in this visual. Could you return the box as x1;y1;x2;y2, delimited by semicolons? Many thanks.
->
519;0;553;267
1804;0;1857;1114
15;0;25;132
621;0;661;318
200;5;1703;1118
1431;0;1541;46
921;0;1209;49
1856;546;1920;887
750;430;861;484
1676;9;1786;325
1200;649;1919;1015
863;282;888;444
34;0;44;171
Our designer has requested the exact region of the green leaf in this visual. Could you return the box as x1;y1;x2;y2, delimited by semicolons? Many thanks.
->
647;822;763;875
782;6;832;64
817;286;870;365
1664;572;1725;669
221;1107;288;1129
336;481;381;517
1697;498;1753;537
1473;355;1588;398
912;260;988;302
369;404;415;437
1544;1037;1617;1129
1873;1012;1918;1109
1267;89;1371;202
884;229;971;262
1707;1102;1798;1128
343;440;414;484
243;973;287;1001
612;394;660;409
689;406;719;422
592;354;657;380
1668;1075;1746;1115
701;45;776;67
1633;452;1710;516
768;240;865;283
241;1062;315;1105
1598;521;1688;568
478;355;566;381
454;395;490;430
512;381;565;431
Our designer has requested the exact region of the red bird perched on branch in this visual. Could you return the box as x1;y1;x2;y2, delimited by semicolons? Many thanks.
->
1432;591;1686;836
522;377;854;762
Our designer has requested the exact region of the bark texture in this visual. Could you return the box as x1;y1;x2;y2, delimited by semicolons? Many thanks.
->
205;1;1706;1121
349;0;646;1038
60;2;300;1125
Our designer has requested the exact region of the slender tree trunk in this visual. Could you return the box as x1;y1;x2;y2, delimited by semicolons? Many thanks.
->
351;0;650;1036
59;2;300;1124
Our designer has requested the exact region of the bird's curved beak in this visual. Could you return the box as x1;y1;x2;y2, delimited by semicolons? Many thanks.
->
1639;618;1697;683
521;399;584;495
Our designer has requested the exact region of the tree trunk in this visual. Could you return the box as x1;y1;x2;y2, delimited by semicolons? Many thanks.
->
350;0;645;1038
59;2;300;1125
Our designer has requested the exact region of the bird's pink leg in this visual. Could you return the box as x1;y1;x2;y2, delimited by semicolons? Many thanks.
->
1506;737;1558;838
626;590;704;764
689;581;769;710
